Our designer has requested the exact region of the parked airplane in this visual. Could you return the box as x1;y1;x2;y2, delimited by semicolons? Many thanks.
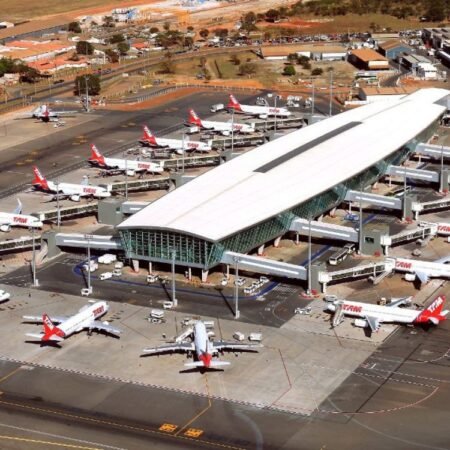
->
32;166;111;202
142;320;261;369
326;295;448;332
23;301;121;343
88;144;164;175
17;105;77;123
227;94;291;119
390;256;450;284
0;199;43;232
139;126;212;153
187;109;254;136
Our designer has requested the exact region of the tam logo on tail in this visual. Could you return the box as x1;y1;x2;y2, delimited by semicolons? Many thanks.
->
227;94;242;111
89;144;105;165
42;313;65;341
188;109;202;126
415;295;449;324
32;166;49;191
142;126;157;145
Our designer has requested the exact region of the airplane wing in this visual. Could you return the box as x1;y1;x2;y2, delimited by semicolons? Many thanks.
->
364;315;381;332
387;296;412;307
90;320;122;337
22;315;68;324
213;341;263;352
53;110;77;117
141;342;195;356
415;270;429;284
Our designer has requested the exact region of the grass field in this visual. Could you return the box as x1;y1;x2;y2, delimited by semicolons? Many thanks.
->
264;13;442;35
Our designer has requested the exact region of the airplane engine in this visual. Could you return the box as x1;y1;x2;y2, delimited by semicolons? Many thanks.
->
126;169;136;177
325;303;336;312
259;114;268;120
70;194;81;202
354;319;368;328
0;224;11;232
222;131;230;137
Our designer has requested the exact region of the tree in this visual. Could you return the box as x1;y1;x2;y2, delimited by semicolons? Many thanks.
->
105;48;119;63
117;42;130;55
283;65;296;76
74;74;101;96
68;21;81;33
150;27;159;34
103;16;115;28
199;29;209;39
160;51;175;74
287;53;298;63
426;0;446;22
110;33;125;44
239;62;257;76
187;25;194;32
214;28;228;39
183;36;194;48
241;11;258;32
266;9;280;22
76;41;94;55
163;21;171;31
311;68;323;76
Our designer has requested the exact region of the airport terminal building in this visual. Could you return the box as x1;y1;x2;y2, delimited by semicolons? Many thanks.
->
118;88;449;272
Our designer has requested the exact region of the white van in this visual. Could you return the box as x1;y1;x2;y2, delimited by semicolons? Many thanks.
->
83;260;98;272
99;272;113;280
98;254;117;264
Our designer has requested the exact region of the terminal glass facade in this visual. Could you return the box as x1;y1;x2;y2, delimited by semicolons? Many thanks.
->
119;119;440;269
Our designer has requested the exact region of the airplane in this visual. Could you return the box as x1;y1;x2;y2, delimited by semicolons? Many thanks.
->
389;256;450;284
139;126;212;154
0;199;43;232
17;105;77;123
227;94;291;119
32;166;111;202
141;320;261;369
88;144;164;175
187;109;255;136
23;301;121;343
325;295;448;333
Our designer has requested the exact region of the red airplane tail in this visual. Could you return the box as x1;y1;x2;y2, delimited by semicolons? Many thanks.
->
227;94;242;111
89;144;105;165
42;314;65;341
415;295;448;324
142;126;157;145
188;109;202;127
32;166;49;191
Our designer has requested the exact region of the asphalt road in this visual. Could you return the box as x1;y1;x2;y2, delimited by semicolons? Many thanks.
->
0;291;448;450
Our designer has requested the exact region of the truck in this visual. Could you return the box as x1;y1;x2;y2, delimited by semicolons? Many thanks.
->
147;309;165;323
83;260;98;272
98;253;117;264
99;272;113;280
210;103;224;113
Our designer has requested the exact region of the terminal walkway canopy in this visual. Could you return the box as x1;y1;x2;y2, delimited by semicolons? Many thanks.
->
118;88;449;269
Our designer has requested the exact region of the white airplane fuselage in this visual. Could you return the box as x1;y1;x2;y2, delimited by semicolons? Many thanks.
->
59;301;108;337
47;180;111;199
393;257;450;281
0;212;43;231
199;119;254;135
100;156;164;174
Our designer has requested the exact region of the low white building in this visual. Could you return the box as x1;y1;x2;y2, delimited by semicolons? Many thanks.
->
417;62;438;79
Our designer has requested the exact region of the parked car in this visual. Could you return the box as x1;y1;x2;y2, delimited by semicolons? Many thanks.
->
99;272;113;280
0;290;10;302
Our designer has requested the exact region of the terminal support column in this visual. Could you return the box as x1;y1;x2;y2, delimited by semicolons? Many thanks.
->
148;261;153;273
274;236;282;247
257;244;265;256
440;168;449;193
131;259;140;273
201;270;209;283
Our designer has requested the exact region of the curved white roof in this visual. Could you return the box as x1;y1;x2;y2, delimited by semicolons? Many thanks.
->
119;88;449;241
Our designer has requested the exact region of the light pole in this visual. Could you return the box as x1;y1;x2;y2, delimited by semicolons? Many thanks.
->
359;184;364;254
403;165;407;219
30;227;38;287
307;216;312;295
56;180;61;230
85;234;93;294
181;132;186;174
233;256;240;319
274;94;278;134
231;108;235;153
311;80;315;116
440;144;444;192
329;69;333;117
171;248;177;307
124;152;129;200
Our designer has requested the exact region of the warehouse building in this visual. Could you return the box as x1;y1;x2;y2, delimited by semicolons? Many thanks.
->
377;39;412;60
118;89;449;277
348;48;390;70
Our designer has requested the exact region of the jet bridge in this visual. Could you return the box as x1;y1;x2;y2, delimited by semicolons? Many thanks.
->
0;235;41;253
412;196;450;217
221;251;307;279
55;233;123;251
415;142;450;159
386;165;439;183
380;223;438;255
290;218;359;242
345;190;402;210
